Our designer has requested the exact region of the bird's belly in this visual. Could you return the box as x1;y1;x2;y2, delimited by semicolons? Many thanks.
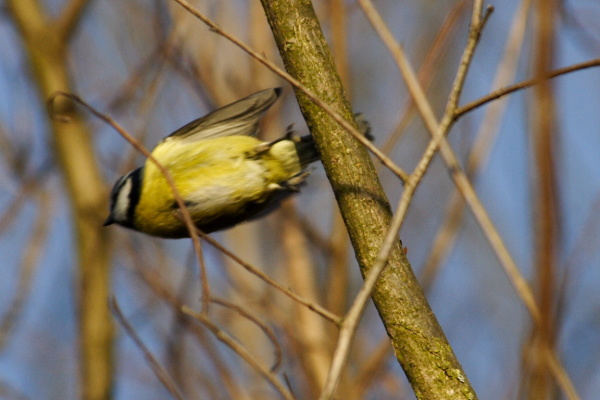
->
136;151;293;237
185;161;272;215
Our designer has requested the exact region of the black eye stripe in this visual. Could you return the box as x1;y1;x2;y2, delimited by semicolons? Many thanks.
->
126;167;143;224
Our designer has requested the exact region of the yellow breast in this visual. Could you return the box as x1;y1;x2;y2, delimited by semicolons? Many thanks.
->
132;135;302;237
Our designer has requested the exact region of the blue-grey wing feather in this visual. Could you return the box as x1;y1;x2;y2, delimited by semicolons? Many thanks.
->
162;88;281;143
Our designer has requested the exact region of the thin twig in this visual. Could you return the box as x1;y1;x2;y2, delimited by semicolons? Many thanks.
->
440;145;541;322
126;244;247;398
445;5;494;115
421;0;533;290
210;298;283;372
197;230;341;324
358;0;540;320
182;305;296;400
111;298;186;400
455;58;600;118
0;190;51;349
318;2;491;398
56;0;92;42
545;349;580;400
408;5;494;187
381;0;469;154
0;165;52;234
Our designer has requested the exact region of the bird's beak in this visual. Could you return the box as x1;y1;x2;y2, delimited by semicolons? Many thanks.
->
103;215;114;226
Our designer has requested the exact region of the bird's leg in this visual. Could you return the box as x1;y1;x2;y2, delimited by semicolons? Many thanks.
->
266;169;311;193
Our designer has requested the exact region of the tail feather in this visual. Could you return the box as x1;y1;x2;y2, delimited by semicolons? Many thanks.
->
294;135;320;168
294;113;372;167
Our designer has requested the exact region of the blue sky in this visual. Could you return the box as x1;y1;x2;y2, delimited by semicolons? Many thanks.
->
1;0;600;398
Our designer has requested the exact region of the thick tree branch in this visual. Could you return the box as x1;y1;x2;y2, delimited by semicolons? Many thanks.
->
258;0;477;399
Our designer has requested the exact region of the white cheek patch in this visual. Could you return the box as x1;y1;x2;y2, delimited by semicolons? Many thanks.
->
113;177;132;222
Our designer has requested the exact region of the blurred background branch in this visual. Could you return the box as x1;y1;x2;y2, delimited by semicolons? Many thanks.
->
6;0;113;399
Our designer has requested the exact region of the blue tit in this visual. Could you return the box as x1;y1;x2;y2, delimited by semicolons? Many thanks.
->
104;88;320;238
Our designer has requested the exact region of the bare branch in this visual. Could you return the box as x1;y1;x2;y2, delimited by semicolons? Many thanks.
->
456;58;600;118
210;298;283;372
0;190;51;349
421;0;532;291
111;298;186;400
197;230;341;324
182;306;296;400
358;0;540;323
56;0;93;42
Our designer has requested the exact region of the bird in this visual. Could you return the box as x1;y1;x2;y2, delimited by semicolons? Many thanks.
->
103;88;321;238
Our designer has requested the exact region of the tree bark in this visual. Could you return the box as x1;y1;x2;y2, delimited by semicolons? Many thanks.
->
259;0;478;398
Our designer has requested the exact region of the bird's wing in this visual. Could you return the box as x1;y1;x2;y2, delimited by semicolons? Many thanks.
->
162;88;282;144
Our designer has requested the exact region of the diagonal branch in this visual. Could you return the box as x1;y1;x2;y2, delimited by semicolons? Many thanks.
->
259;1;477;399
358;0;539;320
455;58;600;118
182;306;295;400
6;2;114;398
111;298;186;400
56;0;93;42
